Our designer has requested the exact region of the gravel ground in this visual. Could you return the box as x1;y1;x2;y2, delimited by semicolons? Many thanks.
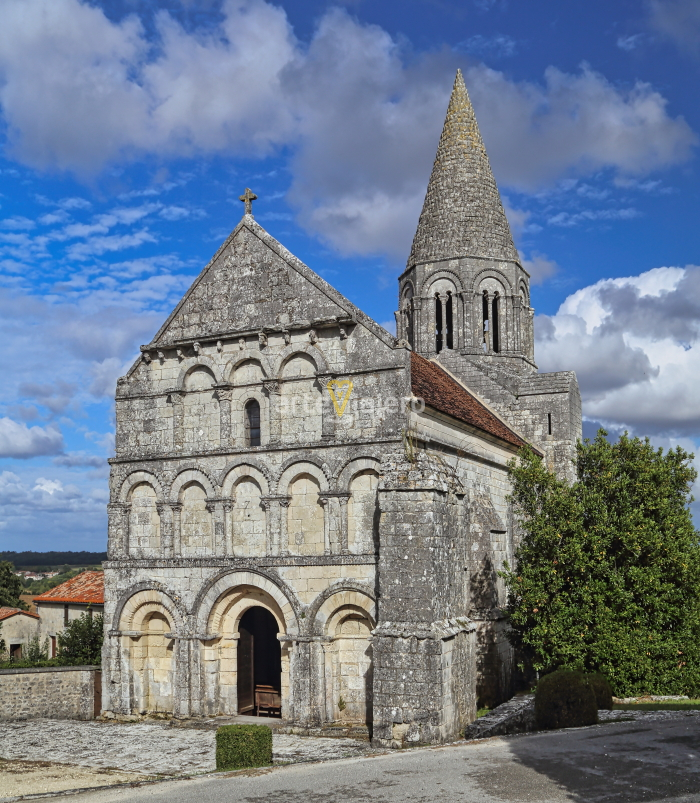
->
0;719;374;778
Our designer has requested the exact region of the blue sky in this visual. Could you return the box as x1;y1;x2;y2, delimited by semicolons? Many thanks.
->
0;0;699;550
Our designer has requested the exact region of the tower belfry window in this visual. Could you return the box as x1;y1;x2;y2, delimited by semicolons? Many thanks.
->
435;292;454;354
435;294;442;353
245;399;261;447
492;293;500;354
482;291;489;352
446;292;453;350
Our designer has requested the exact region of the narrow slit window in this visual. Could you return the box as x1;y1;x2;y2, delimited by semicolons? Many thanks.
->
482;291;489;352
547;412;552;436
446;292;453;350
492;294;500;353
245;399;261;447
435;294;443;353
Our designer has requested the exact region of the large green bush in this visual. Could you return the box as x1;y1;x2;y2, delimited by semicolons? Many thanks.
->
216;724;272;771
502;433;700;697
587;673;613;710
535;670;598;730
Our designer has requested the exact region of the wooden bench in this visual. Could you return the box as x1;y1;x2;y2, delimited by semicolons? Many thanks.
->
255;684;281;717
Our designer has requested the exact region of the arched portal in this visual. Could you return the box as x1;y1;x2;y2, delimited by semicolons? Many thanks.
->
237;606;282;717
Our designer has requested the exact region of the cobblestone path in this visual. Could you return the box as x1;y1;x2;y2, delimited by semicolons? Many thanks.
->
0;719;374;777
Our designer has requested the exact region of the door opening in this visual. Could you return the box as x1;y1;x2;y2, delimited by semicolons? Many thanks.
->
237;606;282;717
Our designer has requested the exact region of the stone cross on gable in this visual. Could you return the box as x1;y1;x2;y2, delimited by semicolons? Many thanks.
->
239;187;257;215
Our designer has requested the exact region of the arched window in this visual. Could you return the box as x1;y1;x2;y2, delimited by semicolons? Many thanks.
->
245;399;261;447
492;293;500;354
435;292;454;354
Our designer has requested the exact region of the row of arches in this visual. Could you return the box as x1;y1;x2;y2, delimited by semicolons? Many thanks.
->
111;457;381;559
398;271;532;358
175;350;327;450
110;574;375;723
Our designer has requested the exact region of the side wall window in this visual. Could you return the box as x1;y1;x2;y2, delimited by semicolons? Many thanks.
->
245;399;261;447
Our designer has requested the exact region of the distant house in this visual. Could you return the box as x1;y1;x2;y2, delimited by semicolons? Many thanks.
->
0;607;40;660
34;571;104;658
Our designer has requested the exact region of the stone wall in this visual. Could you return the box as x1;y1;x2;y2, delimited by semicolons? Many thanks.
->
0;666;101;720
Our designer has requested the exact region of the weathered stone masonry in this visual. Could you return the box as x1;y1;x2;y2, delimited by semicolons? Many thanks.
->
103;69;581;747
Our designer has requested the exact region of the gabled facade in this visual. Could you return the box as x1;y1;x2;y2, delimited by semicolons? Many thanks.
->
0;607;40;661
102;71;581;746
34;571;104;657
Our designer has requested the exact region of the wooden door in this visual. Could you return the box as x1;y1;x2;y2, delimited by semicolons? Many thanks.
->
238;622;254;713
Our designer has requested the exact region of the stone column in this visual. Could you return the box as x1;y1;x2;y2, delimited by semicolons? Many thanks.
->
319;496;331;555
171;391;185;449
339;494;350;554
440;293;448;350
261;496;291;556
170;502;183;557
207;500;225;557
223;500;234;556
317;374;335;442
156;502;173;557
107;502;129;559
263;380;281;445
217;387;233;447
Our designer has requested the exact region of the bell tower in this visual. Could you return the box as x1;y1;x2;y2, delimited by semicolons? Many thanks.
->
396;70;536;379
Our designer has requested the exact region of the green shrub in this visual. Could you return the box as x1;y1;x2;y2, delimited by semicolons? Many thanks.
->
535;670;598;730
586;673;613;710
215;724;272;771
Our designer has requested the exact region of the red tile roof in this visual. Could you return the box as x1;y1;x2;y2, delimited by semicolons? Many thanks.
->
410;352;528;450
0;606;39;621
33;571;104;605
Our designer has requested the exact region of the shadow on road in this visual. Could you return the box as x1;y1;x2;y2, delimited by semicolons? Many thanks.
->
503;718;700;802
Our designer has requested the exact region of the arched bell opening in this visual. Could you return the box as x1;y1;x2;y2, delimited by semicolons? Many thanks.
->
237;606;282;717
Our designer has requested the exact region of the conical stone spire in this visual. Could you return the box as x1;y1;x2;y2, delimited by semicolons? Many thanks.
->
408;70;519;266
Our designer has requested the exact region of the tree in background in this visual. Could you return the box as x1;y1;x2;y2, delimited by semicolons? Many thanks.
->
0;561;27;609
0;622;6;659
502;431;700;697
57;609;104;665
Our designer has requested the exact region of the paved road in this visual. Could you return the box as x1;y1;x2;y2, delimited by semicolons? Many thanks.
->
66;718;700;803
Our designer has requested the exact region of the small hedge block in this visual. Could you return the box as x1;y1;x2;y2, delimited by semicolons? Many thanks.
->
216;724;273;771
535;669;598;730
587;673;614;710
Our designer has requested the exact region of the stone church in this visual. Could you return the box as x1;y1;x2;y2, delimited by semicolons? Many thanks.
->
102;71;581;746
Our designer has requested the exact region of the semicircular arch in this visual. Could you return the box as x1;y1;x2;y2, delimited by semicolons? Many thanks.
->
118;470;165;503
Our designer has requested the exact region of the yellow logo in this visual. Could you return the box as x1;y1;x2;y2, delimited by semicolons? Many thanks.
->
327;379;353;417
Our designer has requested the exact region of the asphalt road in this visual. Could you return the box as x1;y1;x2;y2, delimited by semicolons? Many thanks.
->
67;718;700;803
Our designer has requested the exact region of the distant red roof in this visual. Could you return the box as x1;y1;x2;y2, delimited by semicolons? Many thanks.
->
0;606;39;621
410;352;528;450
33;571;104;605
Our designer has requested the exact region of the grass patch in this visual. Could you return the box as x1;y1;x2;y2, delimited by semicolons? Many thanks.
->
476;708;491;718
613;699;700;711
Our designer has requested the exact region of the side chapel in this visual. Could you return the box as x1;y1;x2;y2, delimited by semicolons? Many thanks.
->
102;71;581;746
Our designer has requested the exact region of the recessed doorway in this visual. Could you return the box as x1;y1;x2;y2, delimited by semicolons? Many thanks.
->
237;606;282;717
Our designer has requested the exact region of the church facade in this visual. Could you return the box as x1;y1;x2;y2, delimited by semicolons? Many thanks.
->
102;71;581;747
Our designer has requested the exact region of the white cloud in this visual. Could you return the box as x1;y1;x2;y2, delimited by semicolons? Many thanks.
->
536;265;700;436
0;0;694;260
455;34;517;58
0;417;64;458
617;34;644;52
547;208;640;227
520;252;558;285
648;0;700;57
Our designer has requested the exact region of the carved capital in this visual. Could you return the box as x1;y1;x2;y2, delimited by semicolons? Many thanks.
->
258;331;268;348
222;501;234;513
262;379;281;395
316;373;334;389
169;502;183;513
155;502;166;517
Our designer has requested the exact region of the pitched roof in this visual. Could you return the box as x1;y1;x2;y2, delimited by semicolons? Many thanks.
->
410;352;527;449
0;606;39;621
408;70;519;267
33;571;104;605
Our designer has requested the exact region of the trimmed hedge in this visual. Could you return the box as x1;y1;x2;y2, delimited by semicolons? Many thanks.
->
216;724;273;771
535;669;598;730
587;673;614;710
